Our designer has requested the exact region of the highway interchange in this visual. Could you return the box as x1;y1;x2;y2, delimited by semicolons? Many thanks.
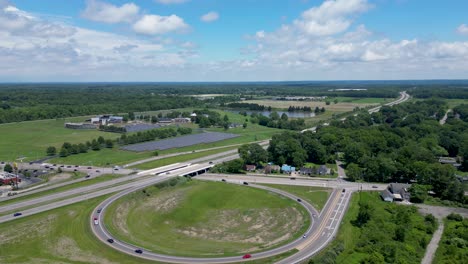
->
0;93;411;263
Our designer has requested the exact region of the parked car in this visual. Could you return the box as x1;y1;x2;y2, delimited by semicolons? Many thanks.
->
67;165;71;168
87;167;92;169
209;161;213;164
75;165;79;167
243;182;249;185
74;169;78;171
85;175;91;178
13;212;22;217
107;238;114;243
96;170;100;173
372;185;378;188
342;189;346;193
242;254;251;259
135;249;143;254
221;179;226;182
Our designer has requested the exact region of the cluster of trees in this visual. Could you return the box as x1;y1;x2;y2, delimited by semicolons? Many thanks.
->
52;136;114;157
288;106;312;112
211;143;268;173
410;87;468;99
99;125;126;133
119;128;179;145
250;112;306;130
310;194;437;264
453;104;468;122
268;99;468;204
193;109;231;129
225;103;268;111
0;85;200;124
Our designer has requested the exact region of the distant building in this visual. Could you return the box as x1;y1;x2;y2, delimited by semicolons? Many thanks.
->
245;165;256;172
64;123;97;130
91;115;123;125
173;118;191;124
299;165;328;176
380;183;411;202
157;118;173;124
265;164;280;174
0;172;19;185
438;157;461;167
281;164;296;173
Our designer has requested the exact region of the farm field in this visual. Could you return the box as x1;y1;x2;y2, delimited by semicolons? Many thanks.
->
104;179;309;257
244;97;389;112
0;195;160;264
0;117;118;162
260;184;331;212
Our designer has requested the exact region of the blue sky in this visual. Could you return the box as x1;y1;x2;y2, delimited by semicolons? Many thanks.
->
1;0;468;81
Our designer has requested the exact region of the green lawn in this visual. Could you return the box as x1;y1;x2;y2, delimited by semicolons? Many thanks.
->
0;174;123;206
0;195;161;264
260;184;331;212
104;179;309;257
0;117;119;162
310;192;436;264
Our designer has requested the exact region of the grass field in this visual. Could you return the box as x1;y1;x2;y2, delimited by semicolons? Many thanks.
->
0;174;122;206
244;98;386;113
0;117;119;162
310;191;434;264
132;146;239;170
334;97;390;104
0;195;161;264
104;179;309;257
260;184;331;212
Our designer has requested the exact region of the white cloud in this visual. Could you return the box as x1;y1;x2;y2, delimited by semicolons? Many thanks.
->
82;0;139;24
295;0;372;36
201;11;219;22
457;24;468;36
155;0;189;4
133;14;188;35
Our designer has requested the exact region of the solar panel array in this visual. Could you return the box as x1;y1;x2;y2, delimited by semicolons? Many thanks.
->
121;132;239;152
125;124;163;133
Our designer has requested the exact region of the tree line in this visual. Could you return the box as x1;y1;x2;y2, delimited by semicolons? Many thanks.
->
267;99;468;204
250;112;306;131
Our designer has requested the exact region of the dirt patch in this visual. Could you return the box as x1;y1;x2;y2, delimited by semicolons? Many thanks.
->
176;206;304;251
112;201;134;235
49;237;115;264
139;188;186;213
48;173;72;183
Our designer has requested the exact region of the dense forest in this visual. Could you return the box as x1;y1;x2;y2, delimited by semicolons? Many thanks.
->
268;99;468;204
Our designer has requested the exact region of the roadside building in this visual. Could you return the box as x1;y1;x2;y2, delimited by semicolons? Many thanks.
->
0;172;19;185
300;167;314;176
380;183;411;202
264;164;280;174
173;118;191;124
245;165;256;172
64;122;97;130
281;164;296;173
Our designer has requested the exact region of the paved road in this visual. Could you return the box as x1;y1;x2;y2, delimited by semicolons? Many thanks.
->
91;181;319;264
439;109;452;125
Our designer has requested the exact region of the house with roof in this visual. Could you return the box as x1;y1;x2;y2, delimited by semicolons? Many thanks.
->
438;157;461;168
264;164;280;174
281;164;296;173
299;165;329;176
380;183;411;202
245;165;256;172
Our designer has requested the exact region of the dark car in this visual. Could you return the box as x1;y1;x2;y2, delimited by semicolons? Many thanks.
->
297;198;302;202
75;165;79;167
85;175;91;178
0;161;4;164
29;162;33;165
67;165;72;168
107;238;114;243
44;166;50;168
33;169;38;172
87;167;92;169
342;189;346;193
209;161;213;164
135;249;143;254
221;179;226;182
53;164;57;166
13;212;22;217
290;177;296;180
60;165;64;168
242;254;252;259
97;208;102;213
372;185;378;188
96;170;100;173
243;182;249;185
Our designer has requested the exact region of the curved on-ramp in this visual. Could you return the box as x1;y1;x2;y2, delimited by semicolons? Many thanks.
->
90;180;320;264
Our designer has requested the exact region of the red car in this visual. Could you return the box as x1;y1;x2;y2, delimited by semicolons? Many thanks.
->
242;254;251;259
